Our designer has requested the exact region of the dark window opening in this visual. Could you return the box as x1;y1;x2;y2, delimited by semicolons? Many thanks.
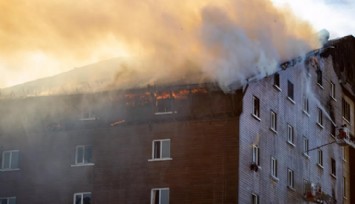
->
274;73;280;88
253;96;260;118
317;69;323;86
331;158;336;176
287;81;294;100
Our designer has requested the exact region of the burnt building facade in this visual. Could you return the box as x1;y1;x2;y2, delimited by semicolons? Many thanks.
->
1;36;355;204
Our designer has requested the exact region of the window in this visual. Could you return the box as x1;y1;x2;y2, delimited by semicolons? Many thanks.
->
152;139;171;160
342;98;351;122
287;169;295;189
151;188;169;204
331;124;336;137
251;193;259;204
252;145;260;166
271;157;278;178
252;96;260;119
287;125;295;145
1;150;19;170
303;137;309;156
343;177;347;198
330;81;335;99
0;197;16;204
331;158;336;176
270;111;277;131
287;80;294;101
73;192;91;204
273;73;280;89
155;98;174;114
75;145;93;165
303;96;309;114
317;149;323;167
317;69;323;86
317;107;323;127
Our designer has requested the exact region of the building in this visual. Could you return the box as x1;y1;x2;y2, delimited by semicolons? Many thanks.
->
0;36;354;204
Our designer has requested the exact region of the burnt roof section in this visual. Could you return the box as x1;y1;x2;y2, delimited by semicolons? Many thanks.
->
322;35;355;94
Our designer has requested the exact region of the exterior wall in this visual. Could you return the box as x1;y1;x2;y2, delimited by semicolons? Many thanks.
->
0;85;242;204
239;55;344;203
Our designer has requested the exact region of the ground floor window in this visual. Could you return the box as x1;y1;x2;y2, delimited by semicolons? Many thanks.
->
151;188;169;204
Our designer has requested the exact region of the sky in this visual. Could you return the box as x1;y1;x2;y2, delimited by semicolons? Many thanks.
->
0;0;354;89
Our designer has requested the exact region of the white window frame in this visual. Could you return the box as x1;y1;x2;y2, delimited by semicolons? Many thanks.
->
252;145;260;166
287;80;295;103
149;139;172;161
251;193;260;204
252;96;260;119
151;188;169;204
73;192;91;204
287;168;295;189
303;137;309;157
1;150;20;171
72;145;94;167
317;149;323;168
303;96;309;115
287;124;295;146
0;197;16;204
317;107;324;128
342;97;351;123
330;81;336;100
271;157;278;179
270;111;277;132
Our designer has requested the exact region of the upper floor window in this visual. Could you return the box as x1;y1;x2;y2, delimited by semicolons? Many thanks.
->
273;73;280;90
252;145;260;166
271;157;278;178
343;177;347;198
75;145;93;165
1;150;19;170
317;149;323;167
251;193;260;204
317;69;323;86
287;168;295;189
155;92;174;115
342;98;351;122
303;96;309;114
287;125;295;145
151;188;169;204
287;81;294;101
151;139;171;160
317;107;323;127
270;111;277;131
331;158;336;177
252;96;260;119
330;81;336;99
73;192;91;204
0;197;16;204
303;136;309;156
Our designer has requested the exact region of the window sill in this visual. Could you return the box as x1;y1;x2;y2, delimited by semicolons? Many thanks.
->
148;158;173;162
251;114;261;121
155;111;177;115
0;168;20;172
331;96;337;102
287;141;295;147
287;186;296;191
287;97;296;104
271;175;279;182
273;85;282;92
303;153;310;159
317;83;324;89
317;123;324;129
269;128;277;134
317;163;324;169
330;174;336;179
342;117;351;124
79;117;97;121
302;110;310;117
71;163;95;167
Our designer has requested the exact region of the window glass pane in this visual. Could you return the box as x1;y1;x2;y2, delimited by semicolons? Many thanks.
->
152;190;159;204
160;189;169;204
162;141;170;158
9;198;16;204
154;141;161;159
84;146;92;163
75;194;82;204
83;193;91;204
76;147;84;164
0;199;7;204
11;152;19;169
3;152;10;169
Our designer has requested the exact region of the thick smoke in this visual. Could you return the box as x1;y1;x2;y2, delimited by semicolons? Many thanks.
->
0;0;320;91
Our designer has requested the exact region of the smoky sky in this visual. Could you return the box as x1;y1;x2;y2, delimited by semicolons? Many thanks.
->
0;0;320;90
